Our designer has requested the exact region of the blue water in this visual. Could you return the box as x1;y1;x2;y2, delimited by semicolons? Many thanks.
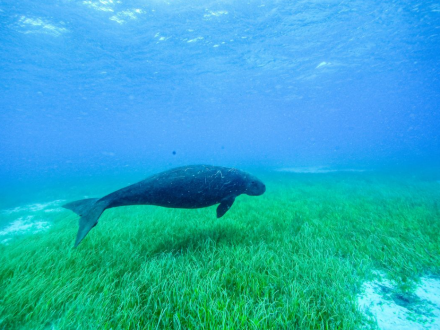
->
0;1;439;206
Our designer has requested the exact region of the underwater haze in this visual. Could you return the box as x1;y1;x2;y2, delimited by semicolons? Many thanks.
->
1;0;440;185
1;0;440;329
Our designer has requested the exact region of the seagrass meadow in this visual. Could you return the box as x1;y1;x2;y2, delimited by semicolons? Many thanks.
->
1;170;440;329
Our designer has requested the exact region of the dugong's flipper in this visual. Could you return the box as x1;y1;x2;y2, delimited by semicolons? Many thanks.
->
63;199;108;247
216;196;235;218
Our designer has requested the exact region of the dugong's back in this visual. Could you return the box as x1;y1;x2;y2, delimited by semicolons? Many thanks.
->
103;165;248;208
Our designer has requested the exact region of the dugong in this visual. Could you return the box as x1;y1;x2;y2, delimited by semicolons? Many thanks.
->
63;165;266;247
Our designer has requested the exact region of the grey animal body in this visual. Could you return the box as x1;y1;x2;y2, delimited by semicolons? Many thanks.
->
63;165;266;247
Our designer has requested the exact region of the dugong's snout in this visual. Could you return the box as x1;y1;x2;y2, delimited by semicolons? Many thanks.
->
245;177;266;196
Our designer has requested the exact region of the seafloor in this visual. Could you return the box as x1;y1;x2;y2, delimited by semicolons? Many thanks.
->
1;169;439;329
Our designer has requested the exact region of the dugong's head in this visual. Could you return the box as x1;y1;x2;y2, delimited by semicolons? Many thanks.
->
244;175;266;196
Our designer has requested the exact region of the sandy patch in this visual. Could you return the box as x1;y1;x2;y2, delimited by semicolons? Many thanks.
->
3;200;65;214
276;166;366;174
0;199;65;244
0;216;51;244
358;273;440;329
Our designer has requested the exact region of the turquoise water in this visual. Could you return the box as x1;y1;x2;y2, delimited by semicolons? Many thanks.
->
1;166;438;242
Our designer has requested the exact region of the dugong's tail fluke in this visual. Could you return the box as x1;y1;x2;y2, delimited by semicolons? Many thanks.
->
63;198;100;216
63;199;108;247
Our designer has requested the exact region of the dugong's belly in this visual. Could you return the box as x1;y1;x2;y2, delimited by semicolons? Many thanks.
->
146;185;221;208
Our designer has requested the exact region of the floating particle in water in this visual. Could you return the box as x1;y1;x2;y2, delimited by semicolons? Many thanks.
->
172;151;176;155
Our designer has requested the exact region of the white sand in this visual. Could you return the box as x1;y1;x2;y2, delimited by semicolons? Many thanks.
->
276;166;366;174
3;199;65;214
0;213;52;245
358;273;440;329
0;199;68;244
0;216;50;237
